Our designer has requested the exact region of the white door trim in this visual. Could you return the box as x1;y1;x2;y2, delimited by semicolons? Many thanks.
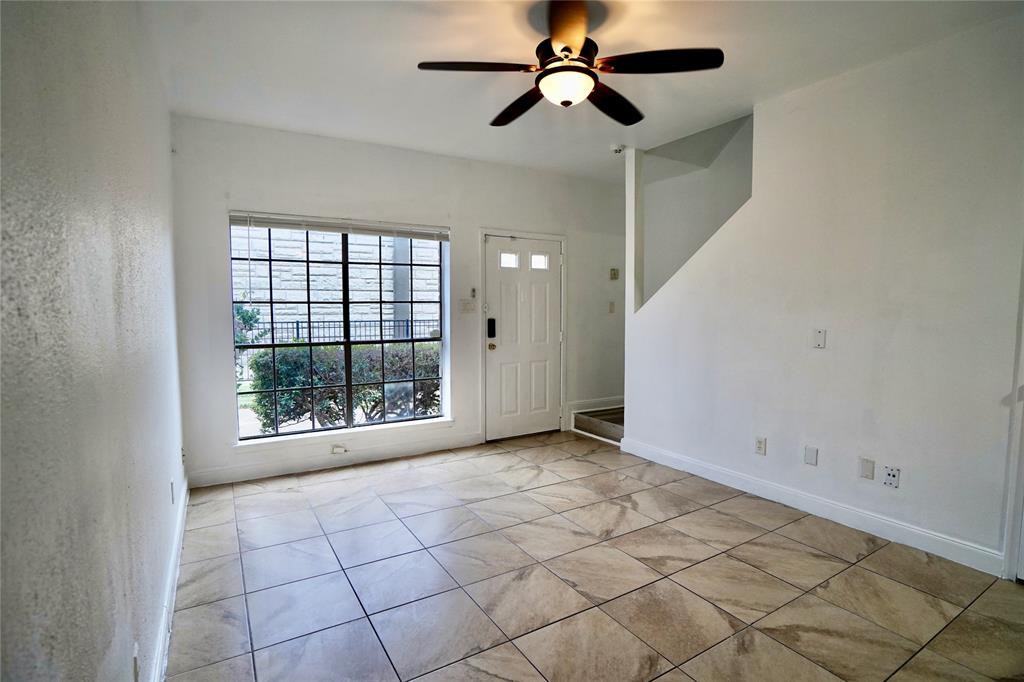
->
479;228;567;440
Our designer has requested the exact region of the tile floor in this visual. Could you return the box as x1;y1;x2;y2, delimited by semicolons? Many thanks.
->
167;433;1024;682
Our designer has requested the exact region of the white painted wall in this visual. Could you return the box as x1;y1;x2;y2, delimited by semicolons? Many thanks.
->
1;3;184;680
172;116;625;485
623;16;1024;574
643;117;753;300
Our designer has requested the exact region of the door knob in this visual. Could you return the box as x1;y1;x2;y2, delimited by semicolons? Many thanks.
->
488;343;496;351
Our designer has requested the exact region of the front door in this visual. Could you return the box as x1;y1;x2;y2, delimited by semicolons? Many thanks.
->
484;235;562;440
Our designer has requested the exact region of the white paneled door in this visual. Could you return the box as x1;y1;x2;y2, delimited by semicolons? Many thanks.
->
484;235;562;440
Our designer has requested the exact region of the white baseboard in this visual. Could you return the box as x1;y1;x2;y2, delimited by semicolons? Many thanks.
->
621;437;1004;576
152;484;189;682
189;430;486;487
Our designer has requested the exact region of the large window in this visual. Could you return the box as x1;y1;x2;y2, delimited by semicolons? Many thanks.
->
231;217;445;439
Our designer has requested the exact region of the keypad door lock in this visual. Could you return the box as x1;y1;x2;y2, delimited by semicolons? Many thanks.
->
488;343;496;350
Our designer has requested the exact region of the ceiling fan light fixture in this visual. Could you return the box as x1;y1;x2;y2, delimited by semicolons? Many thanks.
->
537;65;596;108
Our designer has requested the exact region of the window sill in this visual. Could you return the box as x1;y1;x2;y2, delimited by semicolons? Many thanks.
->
232;415;455;451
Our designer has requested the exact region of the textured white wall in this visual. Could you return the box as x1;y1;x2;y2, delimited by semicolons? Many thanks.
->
624;16;1024;572
1;3;183;680
172;116;625;485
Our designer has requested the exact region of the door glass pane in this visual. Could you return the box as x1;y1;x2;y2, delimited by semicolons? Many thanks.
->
530;253;549;270
385;382;414;420
415;379;441;417
500;252;518;268
351;344;383;383
384;343;413;381
312;344;346;386
352;385;384;425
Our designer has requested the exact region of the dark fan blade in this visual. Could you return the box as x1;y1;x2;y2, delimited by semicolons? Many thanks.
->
418;61;536;72
588;81;643;126
491;87;543;126
596;48;724;74
548;0;588;56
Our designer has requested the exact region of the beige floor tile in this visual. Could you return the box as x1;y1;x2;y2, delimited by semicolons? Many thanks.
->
660;477;742;506
246;571;364;649
253;618;397;682
536;430;580;445
579;451;648;470
493;465;566;491
857;543;995;607
524;481;608;512
371;589;507;680
619;462;691;486
189;484;234;505
187;498;236;530
775;515;887;563
302;477;377;507
928;610;1024;680
468;493;553;529
515;445;575;466
555;438;618;457
500;514;599;561
969;578;1024;626
181;522;239;564
539;458;610;480
241;536;340;591
439;475;516;503
313;495;397;533
614;487;703;522
575;471;651;499
681;628;840;682
601;579;744;664
514;608;672;682
448;443;509;459
233;474;299;497
176;554;244;610
417;642;545;682
671;554;802;623
404;506;492;547
166;596;250;677
728;533;848;590
167;654;255;682
563;500;656;540
605;524;719;574
665;509;766;551
346;549;457;613
236;509;322;551
812;566;960;644
654;671;695;682
327;519;422;567
465;564;592;638
430;531;535;584
234;489;310;521
711;494;806;530
468;452;532;476
381;486;463;517
756;594;917;682
889;650;992;682
499;435;549;450
545;544;661;604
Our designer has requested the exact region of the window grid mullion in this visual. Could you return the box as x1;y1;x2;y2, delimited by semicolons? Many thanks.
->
341;234;355;428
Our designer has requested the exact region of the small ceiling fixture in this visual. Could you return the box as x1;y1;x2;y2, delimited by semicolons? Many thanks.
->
418;1;724;126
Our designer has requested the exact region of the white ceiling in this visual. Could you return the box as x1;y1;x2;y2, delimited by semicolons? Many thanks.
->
142;1;1017;181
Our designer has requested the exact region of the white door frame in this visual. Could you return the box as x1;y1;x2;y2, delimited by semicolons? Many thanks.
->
479;228;568;440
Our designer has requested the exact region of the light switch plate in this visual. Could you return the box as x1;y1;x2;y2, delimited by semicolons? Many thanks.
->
755;437;767;456
813;329;827;349
859;457;875;480
803;446;818;466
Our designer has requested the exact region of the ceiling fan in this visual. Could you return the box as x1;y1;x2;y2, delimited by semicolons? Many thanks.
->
418;1;724;127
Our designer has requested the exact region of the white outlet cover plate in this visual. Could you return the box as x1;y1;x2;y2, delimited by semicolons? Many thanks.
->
803;446;818;466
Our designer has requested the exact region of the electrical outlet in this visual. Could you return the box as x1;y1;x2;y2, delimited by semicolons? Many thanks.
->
754;437;767;456
331;444;348;455
803;446;818;466
883;466;900;488
859;457;875;480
